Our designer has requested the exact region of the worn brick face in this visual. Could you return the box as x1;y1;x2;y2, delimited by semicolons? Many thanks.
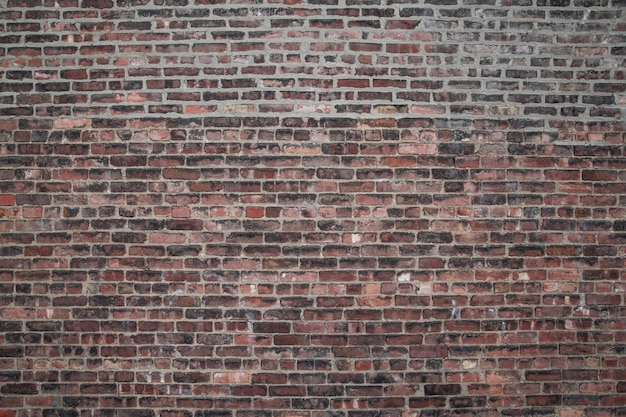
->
1;0;626;416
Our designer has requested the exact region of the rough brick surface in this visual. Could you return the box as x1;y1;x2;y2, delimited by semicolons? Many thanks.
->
1;1;625;416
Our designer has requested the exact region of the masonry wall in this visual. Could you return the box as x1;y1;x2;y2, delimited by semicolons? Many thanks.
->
1;1;626;416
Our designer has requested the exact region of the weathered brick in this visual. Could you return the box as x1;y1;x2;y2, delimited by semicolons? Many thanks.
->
1;383;38;394
1;2;625;416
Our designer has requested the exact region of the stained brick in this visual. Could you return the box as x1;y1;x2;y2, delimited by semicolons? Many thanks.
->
424;384;462;396
1;383;38;394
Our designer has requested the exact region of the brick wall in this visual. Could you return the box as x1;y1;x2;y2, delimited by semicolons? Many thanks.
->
1;0;625;416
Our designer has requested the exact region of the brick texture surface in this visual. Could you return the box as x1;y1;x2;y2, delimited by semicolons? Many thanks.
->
1;0;625;416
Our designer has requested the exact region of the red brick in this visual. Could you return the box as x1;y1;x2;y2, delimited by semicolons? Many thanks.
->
349;42;382;52
246;207;265;218
337;79;369;88
0;195;15;206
